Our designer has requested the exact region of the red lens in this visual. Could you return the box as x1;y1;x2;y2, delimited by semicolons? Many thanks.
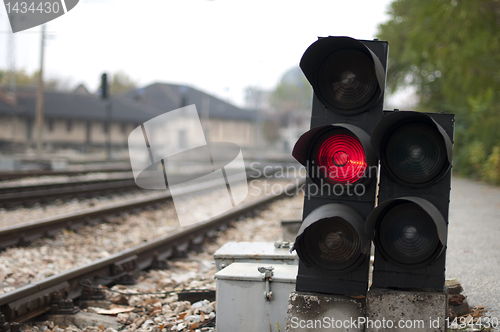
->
314;133;367;184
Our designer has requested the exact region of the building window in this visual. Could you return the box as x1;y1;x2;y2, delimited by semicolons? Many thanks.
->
67;120;72;132
86;121;91;143
47;119;54;132
26;118;33;141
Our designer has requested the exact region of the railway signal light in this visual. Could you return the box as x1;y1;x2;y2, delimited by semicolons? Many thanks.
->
291;36;388;295
101;73;108;99
366;110;454;291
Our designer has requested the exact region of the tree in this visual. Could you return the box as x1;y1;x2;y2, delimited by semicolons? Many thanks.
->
377;0;500;183
269;66;312;113
0;69;73;91
110;71;138;95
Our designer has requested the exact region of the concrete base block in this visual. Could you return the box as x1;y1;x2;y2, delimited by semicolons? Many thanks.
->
366;288;446;332
285;291;365;332
42;312;121;330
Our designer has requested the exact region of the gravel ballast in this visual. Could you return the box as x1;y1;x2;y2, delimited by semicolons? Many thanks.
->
18;188;304;332
0;179;299;294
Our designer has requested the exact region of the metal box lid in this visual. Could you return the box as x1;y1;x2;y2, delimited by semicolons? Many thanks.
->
214;262;298;283
214;241;297;260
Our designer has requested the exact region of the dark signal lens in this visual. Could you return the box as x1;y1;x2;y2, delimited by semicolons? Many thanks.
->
383;122;447;185
377;203;441;266
301;217;362;271
314;132;367;184
318;49;378;111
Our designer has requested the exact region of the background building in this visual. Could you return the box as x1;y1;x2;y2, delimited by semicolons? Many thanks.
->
0;83;259;157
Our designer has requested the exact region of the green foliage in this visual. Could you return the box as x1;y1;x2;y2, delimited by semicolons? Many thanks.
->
0;68;71;91
110;71;138;96
0;68;35;87
269;68;312;113
458;143;500;184
378;0;500;184
454;140;485;178
483;146;500;184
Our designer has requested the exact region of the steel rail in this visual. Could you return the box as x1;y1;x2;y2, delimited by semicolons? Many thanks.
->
0;176;134;194
0;163;292;207
0;179;139;208
0;180;304;323
0;171;291;249
0;190;172;249
0;169;132;182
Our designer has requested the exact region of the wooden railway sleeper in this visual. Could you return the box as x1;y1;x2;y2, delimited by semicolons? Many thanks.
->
79;279;106;301
150;252;169;270
1;282;71;322
190;234;205;253
49;292;79;315
111;255;139;285
0;314;19;332
0;314;9;332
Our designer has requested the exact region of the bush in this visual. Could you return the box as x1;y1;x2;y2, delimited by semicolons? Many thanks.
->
482;146;500;185
454;141;486;179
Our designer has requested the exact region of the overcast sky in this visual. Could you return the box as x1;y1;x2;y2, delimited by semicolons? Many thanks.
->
0;0;395;107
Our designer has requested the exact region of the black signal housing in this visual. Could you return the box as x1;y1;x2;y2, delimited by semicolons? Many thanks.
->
292;36;388;296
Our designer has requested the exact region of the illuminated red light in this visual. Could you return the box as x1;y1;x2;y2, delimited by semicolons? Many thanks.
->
315;134;367;184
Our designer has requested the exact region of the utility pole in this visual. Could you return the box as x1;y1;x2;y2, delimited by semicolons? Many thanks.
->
34;24;46;159
7;20;18;144
100;73;111;159
7;21;16;97
202;95;210;142
106;101;112;159
254;88;263;160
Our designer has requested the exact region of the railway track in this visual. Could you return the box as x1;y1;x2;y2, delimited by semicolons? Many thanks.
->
0;174;245;249
0;176;139;208
0;168;132;182
0;180;303;323
0;159;297;182
0;167;295;249
0;163;296;208
0;190;166;249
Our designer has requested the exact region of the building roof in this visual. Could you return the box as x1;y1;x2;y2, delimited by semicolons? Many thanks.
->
5;83;257;123
15;88;148;123
120;82;257;122
73;84;91;95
